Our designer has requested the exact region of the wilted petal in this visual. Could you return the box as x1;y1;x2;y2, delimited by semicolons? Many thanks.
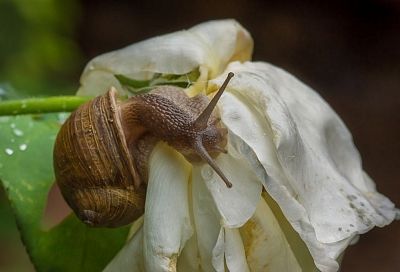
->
176;232;201;272
260;192;318;271
104;227;145;272
143;143;193;272
191;172;253;272
212;62;398;271
224;228;250;272
191;169;223;272
189;21;253;76
240;197;302;272
211;228;225;272
192;142;262;228
78;19;253;96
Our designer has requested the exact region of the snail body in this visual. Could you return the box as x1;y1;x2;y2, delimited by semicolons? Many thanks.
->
53;73;234;228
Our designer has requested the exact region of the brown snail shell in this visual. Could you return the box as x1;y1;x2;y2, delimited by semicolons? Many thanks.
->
53;73;234;228
53;89;146;227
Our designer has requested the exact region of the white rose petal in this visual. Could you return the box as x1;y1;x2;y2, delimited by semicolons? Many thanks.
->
192;142;262;228
212;61;398;271
224;228;250;272
191;168;224;271
143;143;193;272
240;198;302;272
78;19;253;96
211;228;225;272
176;232;201;272
104;227;145;272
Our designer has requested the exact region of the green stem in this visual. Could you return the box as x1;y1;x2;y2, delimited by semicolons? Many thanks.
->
0;96;93;116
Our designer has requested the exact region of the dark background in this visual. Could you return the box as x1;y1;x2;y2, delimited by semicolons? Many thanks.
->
0;0;399;271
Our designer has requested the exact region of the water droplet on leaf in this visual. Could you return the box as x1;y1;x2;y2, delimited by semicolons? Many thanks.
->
19;144;28;151
5;148;14;155
13;128;24;136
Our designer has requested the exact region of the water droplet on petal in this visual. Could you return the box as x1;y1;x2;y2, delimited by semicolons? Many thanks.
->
19;144;28;151
201;165;214;180
5;148;14;155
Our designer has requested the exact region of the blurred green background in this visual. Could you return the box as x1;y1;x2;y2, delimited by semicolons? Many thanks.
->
0;0;399;271
0;0;82;99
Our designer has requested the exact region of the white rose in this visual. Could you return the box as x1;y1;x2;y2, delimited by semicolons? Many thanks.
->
78;19;399;272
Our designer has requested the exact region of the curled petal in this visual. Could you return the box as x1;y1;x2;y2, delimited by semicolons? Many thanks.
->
190;174;252;272
143;143;193;272
212;228;225;272
191;170;223;271
78;19;253;96
224;228;250;272
192;142;262;228
213;62;398;271
240;197;302;272
176;232;201;272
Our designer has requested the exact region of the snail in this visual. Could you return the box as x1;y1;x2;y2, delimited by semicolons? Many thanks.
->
53;72;234;228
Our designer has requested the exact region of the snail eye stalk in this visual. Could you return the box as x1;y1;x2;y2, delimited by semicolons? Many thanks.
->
193;72;234;188
194;72;234;129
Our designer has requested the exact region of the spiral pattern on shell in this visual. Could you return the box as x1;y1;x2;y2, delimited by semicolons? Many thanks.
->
53;89;146;227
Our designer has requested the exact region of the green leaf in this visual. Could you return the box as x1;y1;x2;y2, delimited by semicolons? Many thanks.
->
0;114;129;272
114;74;152;89
115;68;200;95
